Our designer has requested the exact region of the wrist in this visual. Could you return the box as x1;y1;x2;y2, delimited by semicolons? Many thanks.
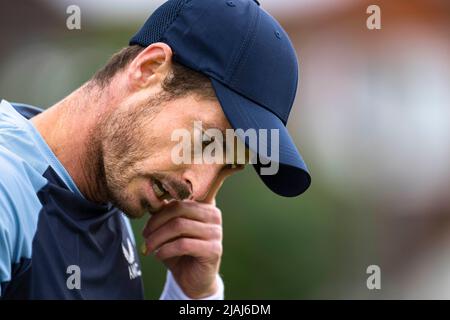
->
181;277;219;299
160;271;224;300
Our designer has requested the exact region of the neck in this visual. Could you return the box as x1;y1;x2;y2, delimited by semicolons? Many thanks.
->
32;82;109;204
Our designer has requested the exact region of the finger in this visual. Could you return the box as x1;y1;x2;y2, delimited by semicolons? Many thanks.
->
144;217;221;254
142;200;178;236
154;238;222;262
142;200;221;237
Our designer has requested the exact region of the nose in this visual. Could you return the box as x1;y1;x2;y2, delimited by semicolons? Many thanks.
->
182;164;225;201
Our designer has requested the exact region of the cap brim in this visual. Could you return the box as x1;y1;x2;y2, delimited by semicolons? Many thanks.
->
210;78;311;197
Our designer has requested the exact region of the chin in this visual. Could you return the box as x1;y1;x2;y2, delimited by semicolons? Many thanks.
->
105;174;153;219
117;202;147;219
122;210;146;220
108;190;147;219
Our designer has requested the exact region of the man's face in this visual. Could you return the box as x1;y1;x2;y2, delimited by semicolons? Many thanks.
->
99;91;234;218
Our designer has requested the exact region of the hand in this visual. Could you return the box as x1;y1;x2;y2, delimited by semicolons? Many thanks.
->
141;167;239;298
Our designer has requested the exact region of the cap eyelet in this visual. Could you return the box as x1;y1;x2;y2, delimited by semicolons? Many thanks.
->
275;30;281;39
226;1;236;7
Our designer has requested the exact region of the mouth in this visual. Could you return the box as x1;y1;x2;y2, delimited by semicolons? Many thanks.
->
151;178;175;201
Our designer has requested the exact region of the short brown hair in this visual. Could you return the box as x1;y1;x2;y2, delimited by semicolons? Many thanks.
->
92;45;216;100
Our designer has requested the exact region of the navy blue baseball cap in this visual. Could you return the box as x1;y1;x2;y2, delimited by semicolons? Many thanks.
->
130;0;311;197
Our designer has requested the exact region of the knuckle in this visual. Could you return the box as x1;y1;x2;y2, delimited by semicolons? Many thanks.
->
210;241;222;259
209;225;222;240
198;208;210;222
172;218;186;232
210;207;222;224
176;238;190;252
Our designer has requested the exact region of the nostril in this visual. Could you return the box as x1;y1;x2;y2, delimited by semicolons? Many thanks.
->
184;179;193;199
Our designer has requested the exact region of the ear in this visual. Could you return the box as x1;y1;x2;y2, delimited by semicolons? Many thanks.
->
127;42;173;90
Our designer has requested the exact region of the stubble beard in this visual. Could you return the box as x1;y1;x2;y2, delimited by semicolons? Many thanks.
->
95;98;163;218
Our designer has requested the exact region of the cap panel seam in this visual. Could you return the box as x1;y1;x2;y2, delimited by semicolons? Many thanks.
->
226;2;259;83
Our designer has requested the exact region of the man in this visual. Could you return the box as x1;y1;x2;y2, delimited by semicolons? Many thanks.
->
0;0;310;299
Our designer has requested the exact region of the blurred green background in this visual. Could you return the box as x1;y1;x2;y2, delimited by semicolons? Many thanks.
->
1;0;449;299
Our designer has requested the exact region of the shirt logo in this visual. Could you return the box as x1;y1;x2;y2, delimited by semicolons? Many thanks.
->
122;238;142;280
